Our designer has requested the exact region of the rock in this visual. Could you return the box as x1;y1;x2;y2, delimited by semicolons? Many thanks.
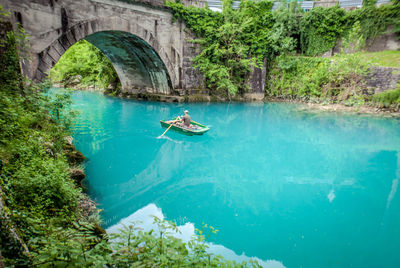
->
71;75;82;84
70;168;86;184
321;49;334;57
64;136;73;145
66;150;85;164
244;93;265;101
78;194;97;218
63;142;86;164
365;67;400;94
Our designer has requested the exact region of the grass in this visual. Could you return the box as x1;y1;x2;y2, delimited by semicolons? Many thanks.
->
372;87;400;108
353;50;400;68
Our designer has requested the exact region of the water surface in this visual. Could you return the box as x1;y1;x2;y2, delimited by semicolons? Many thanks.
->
70;90;400;267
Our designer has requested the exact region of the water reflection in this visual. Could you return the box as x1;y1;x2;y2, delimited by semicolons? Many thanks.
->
106;203;285;268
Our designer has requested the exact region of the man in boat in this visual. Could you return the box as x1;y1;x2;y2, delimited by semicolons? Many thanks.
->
176;110;192;128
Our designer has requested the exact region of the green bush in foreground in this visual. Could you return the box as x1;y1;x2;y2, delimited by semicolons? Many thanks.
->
0;26;83;265
31;218;260;267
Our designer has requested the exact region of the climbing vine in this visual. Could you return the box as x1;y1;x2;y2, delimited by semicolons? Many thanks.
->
299;1;400;56
167;0;278;97
167;0;400;95
299;6;346;56
345;2;400;45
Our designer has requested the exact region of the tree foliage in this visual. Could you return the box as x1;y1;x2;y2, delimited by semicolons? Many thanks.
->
298;1;400;56
300;6;346;56
271;1;304;53
167;0;278;97
167;0;400;96
50;39;120;91
267;53;371;105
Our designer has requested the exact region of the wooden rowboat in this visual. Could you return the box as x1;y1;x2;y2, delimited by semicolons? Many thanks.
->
160;118;210;136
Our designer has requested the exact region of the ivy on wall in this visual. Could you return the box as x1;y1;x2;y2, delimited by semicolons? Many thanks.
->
299;6;346;56
167;0;400;95
167;0;279;97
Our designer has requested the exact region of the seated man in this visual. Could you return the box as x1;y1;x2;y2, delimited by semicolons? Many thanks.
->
177;110;192;128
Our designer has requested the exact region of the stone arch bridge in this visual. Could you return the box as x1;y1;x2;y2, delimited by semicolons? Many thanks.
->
1;0;209;95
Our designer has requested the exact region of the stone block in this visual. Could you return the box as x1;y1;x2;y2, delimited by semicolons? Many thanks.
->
247;59;267;94
365;67;400;94
47;46;61;62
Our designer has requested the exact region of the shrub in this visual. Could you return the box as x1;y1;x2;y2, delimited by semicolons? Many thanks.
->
300;6;346;56
267;53;370;102
372;87;400;109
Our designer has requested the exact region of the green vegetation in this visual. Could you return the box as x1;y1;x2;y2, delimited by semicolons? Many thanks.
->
300;6;346;56
50;39;120;92
299;2;400;56
266;50;400;108
372;87;400;109
267;53;370;105
355;50;400;68
167;0;280;97
1;20;83;266
29;219;260;267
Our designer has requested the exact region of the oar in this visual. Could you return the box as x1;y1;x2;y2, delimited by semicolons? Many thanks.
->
159;119;179;137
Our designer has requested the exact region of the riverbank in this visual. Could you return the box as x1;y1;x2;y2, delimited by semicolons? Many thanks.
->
266;97;400;117
110;89;400;117
0;20;103;266
59;49;400;117
266;51;400;117
61;84;400;117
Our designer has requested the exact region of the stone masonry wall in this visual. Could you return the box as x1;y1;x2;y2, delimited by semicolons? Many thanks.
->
365;67;400;94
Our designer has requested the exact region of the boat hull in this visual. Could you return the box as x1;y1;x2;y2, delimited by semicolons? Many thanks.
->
160;119;210;136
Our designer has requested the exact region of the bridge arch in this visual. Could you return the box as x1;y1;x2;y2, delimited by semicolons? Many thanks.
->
36;17;177;94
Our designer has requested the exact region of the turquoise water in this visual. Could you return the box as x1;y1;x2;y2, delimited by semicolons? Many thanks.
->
70;90;400;267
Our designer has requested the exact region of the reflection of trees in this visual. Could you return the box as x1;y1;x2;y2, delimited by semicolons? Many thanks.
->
73;92;113;155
